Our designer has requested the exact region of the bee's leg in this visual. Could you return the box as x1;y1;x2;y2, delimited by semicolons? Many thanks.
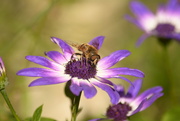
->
71;53;82;62
82;54;90;66
90;55;100;65
71;53;85;67
81;54;87;66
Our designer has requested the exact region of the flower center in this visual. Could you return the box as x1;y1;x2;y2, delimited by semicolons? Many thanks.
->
155;23;175;37
106;102;132;121
65;54;97;79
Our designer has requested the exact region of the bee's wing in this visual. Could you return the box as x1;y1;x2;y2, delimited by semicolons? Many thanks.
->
64;39;80;48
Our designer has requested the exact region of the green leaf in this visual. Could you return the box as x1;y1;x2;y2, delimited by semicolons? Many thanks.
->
24;105;57;121
32;105;43;121
77;108;82;115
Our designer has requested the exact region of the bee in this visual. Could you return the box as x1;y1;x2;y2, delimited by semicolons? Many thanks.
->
68;42;100;65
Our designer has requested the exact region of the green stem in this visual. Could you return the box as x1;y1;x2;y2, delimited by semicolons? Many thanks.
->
71;92;82;121
0;89;21;121
155;45;173;121
162;46;174;100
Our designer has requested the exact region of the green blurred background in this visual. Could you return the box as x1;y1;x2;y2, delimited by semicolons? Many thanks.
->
0;0;180;121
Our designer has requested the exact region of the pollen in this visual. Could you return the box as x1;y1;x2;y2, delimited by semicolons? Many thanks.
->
65;56;97;80
106;102;132;121
155;23;175;37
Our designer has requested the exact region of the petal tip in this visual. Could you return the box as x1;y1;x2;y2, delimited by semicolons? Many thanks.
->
16;71;21;76
50;37;64;45
97;36;105;40
28;82;37;87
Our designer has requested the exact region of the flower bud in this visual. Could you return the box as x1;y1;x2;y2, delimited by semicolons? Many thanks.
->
0;57;8;90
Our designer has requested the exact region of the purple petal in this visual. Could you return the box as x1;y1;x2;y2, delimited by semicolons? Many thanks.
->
88;36;105;50
167;0;178;6
130;1;154;19
70;78;83;96
132;86;163;106
113;76;133;86
29;76;71;86
140;93;163;111
80;80;97;98
117;68;144;77
130;1;156;31
0;57;3;64
26;56;63;71
96;77;114;86
129;98;147;116
97;70;136;86
45;51;68;64
97;69;118;78
90;78;120;104
125;15;144;30
167;0;180;10
98;67;144;78
136;34;151;46
172;33;180;42
17;67;64;77
127;79;143;98
0;57;5;72
51;37;74;60
114;85;125;97
97;50;130;70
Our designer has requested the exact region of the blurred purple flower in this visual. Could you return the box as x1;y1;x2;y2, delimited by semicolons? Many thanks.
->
0;57;8;90
126;0;180;46
17;36;144;104
0;58;5;76
90;79;163;121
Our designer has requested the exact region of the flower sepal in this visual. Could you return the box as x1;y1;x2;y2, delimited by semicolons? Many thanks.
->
157;37;172;47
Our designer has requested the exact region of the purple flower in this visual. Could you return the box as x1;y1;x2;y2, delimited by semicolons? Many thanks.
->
0;57;8;90
90;79;163;121
126;0;180;46
17;36;144;104
0;58;5;76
